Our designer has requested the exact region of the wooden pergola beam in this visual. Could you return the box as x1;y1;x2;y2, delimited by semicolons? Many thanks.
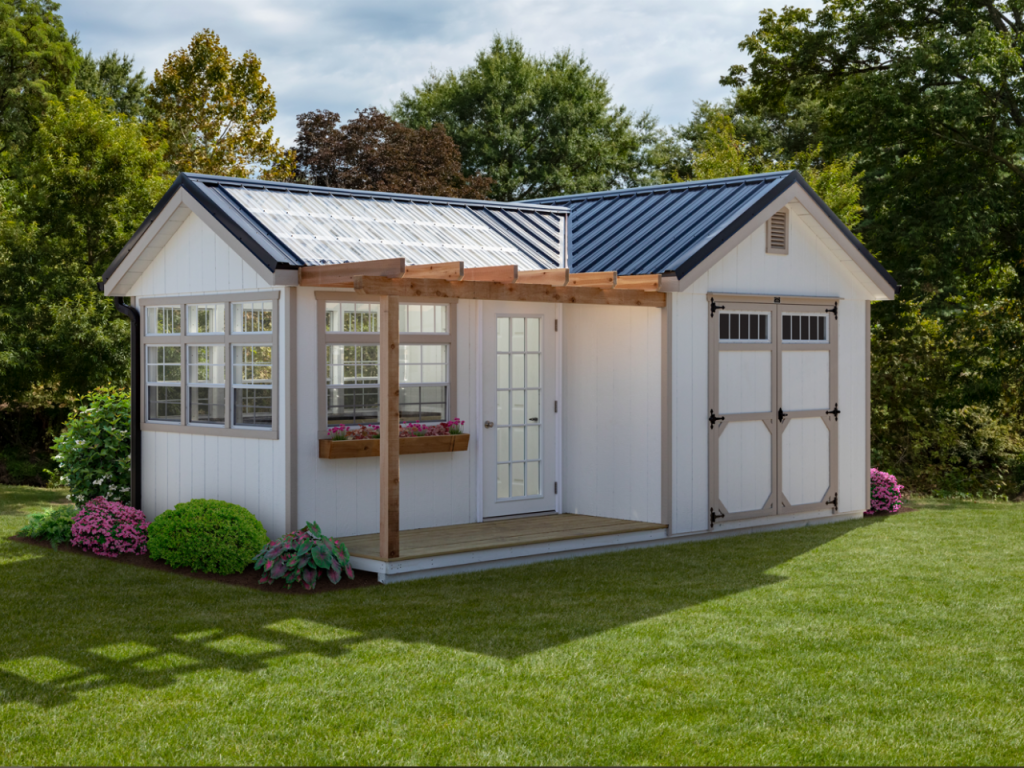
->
464;265;518;283
299;258;406;287
568;271;617;288
379;295;400;560
352;275;667;308
405;261;465;281
517;268;569;286
616;274;662;292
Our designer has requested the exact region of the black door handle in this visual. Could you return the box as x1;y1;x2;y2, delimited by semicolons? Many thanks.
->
709;409;726;428
778;407;788;423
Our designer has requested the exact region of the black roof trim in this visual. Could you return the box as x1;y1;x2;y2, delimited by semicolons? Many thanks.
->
102;176;184;283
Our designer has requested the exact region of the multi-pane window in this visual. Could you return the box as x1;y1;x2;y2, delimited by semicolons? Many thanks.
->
188;345;226;424
232;346;273;427
719;312;770;342
322;299;454;427
782;313;828;342
233;301;273;333
146;306;181;335
495;316;542;499
141;295;276;434
146;346;182;422
187;303;225;334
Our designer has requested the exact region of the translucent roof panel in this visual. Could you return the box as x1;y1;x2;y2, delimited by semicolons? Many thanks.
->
223;186;564;270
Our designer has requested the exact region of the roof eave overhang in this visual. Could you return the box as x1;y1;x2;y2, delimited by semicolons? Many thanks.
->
102;174;300;297
672;172;898;301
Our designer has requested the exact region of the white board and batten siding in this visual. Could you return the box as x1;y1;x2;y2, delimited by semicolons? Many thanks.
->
561;304;663;524
670;202;872;535
134;211;289;537
294;289;479;538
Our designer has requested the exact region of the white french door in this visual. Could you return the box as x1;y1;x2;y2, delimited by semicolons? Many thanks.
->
481;302;558;518
708;297;838;525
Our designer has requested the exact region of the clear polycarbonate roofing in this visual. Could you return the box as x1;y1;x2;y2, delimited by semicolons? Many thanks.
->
221;185;565;270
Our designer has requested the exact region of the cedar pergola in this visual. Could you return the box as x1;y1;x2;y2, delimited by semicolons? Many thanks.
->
298;258;668;560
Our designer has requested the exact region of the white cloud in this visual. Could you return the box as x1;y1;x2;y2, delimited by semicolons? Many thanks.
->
61;0;821;146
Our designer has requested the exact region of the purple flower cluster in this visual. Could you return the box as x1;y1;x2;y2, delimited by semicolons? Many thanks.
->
328;418;465;441
867;468;905;515
70;497;149;558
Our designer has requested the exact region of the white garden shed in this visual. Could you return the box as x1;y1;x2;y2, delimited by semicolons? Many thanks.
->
102;171;897;582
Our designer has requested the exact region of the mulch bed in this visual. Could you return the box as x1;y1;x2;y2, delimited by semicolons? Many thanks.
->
8;536;380;593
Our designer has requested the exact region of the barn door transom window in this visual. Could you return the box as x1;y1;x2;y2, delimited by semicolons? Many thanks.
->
709;297;838;525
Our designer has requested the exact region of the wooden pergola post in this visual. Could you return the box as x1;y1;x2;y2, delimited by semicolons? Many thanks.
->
379;295;400;559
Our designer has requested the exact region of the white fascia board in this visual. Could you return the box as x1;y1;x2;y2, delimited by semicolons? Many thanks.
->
104;189;298;297
676;187;895;301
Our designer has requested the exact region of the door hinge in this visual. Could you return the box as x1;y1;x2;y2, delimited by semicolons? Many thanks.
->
827;493;838;513
710;297;724;317
554;400;558;413
709;409;725;429
710;508;725;528
826;403;840;421
554;319;558;331
827;301;838;320
554;481;558;494
778;407;788;423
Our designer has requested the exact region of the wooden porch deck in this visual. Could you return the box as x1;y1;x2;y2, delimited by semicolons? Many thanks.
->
345;514;667;562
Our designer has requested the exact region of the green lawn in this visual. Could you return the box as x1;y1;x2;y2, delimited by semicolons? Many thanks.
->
0;486;1021;766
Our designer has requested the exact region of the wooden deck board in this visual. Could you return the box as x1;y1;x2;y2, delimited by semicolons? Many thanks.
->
343;514;667;561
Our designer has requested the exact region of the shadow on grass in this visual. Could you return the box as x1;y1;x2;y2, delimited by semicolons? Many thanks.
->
0;516;883;708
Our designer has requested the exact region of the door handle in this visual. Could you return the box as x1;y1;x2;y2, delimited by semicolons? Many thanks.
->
528;417;539;422
484;421;494;428
778;407;788;423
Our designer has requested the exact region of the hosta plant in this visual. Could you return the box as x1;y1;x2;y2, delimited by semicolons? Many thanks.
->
868;468;906;515
70;497;149;558
253;521;354;590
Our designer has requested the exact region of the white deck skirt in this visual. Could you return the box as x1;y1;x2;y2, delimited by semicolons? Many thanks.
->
352;508;863;583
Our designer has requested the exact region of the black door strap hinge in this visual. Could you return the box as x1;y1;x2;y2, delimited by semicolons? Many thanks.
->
710;298;724;317
826;493;838;513
710;508;725;528
826;403;840;420
827;301;838;320
709;409;725;429
778;407;788;423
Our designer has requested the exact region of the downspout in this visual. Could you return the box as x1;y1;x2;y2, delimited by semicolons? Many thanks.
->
114;297;142;510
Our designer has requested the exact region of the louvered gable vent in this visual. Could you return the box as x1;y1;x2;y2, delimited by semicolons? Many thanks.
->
766;209;789;254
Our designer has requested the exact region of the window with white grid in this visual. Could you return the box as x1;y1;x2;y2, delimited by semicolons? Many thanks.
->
232;345;273;427
145;306;181;335
188;345;225;425
232;301;273;333
782;313;828;342
146;345;182;422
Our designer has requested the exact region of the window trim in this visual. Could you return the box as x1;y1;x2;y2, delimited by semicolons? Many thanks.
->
316;292;458;439
139;291;279;440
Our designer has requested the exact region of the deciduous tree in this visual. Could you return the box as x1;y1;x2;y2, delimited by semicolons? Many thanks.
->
293;107;490;198
147;28;289;178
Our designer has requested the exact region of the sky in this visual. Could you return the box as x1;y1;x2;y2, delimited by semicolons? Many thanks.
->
61;0;821;147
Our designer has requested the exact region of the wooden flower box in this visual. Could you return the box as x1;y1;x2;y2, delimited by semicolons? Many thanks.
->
318;433;470;459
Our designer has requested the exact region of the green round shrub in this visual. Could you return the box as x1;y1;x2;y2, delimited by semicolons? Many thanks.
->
147;499;269;575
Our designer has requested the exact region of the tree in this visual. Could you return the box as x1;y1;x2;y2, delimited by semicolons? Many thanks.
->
0;0;77;149
0;92;168;404
147;28;290;178
74;48;147;120
393;34;671;201
293;107;491;198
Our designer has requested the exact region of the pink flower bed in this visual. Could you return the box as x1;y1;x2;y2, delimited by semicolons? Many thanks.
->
867;468;906;515
70;496;149;557
329;418;464;441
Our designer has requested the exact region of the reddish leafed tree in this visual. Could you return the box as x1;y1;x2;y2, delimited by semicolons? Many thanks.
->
293;107;491;199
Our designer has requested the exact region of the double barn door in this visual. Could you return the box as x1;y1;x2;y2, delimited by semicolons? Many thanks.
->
708;297;839;524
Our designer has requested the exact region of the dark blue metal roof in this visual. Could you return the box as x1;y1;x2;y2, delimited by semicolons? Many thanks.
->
533;171;898;292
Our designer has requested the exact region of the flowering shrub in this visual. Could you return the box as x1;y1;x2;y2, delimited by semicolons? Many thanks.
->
867;468;906;515
16;506;78;549
70;497;149;557
51;387;131;507
328;418;465;441
253;521;354;590
147;499;268;574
